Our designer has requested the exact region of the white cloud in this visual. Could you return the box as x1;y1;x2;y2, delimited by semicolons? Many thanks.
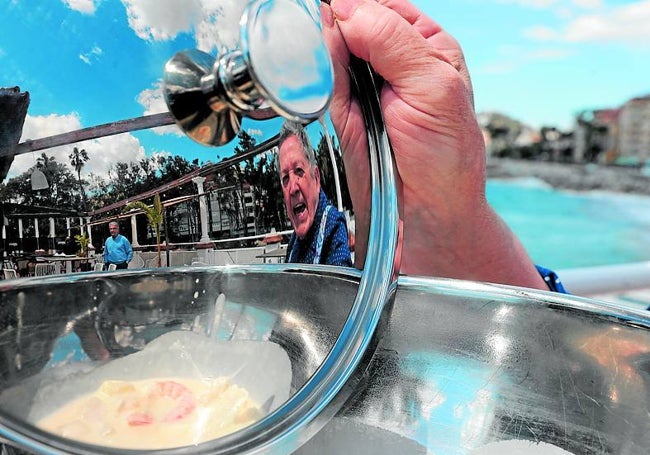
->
20;113;82;142
75;134;147;178
572;0;602;9
123;0;200;41
528;48;573;59
8;113;146;180
478;42;571;75
121;0;245;52
136;82;181;136
495;0;560;8
554;7;574;19
61;0;97;14
495;0;600;9
515;1;650;46
523;25;561;41
194;0;246;52
79;45;103;65
137;82;168;116
480;61;519;75
565;1;650;44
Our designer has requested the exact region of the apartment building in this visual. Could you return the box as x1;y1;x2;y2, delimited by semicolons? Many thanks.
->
573;109;619;163
617;95;650;164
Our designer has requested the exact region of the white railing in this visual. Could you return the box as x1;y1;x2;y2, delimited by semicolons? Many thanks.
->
136;245;285;267
558;261;650;296
134;246;650;299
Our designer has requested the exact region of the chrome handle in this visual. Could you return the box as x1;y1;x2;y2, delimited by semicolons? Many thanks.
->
163;0;333;146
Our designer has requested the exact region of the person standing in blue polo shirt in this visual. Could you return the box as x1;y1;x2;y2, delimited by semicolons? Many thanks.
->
103;221;133;270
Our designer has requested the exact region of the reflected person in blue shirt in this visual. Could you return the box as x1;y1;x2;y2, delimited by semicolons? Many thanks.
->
278;121;352;267
103;221;133;270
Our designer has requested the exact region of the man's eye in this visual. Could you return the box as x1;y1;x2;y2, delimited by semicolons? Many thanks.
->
295;168;304;177
282;175;289;186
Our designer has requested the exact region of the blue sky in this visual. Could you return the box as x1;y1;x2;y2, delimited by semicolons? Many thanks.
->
419;0;650;129
2;0;649;181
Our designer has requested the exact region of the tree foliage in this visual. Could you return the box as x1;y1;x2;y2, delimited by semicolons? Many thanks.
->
0;152;80;209
88;154;201;210
69;146;89;210
0;152;201;214
315;133;351;212
124;193;164;267
0;130;353;250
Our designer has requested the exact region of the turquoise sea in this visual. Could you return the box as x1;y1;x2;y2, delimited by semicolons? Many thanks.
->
487;178;650;270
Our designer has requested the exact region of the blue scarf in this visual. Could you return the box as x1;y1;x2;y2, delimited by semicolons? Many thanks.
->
285;190;352;267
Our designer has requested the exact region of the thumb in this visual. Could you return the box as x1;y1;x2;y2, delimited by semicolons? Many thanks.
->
329;0;474;107
329;0;444;90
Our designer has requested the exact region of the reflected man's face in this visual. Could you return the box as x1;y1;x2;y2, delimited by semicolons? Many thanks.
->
279;135;321;239
109;224;119;238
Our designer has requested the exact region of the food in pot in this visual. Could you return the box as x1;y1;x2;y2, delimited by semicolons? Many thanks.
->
37;377;261;449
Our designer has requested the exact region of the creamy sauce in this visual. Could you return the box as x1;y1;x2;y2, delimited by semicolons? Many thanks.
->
37;377;261;449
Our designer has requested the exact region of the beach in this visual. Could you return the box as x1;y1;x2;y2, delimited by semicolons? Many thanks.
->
487;158;650;195
485;175;650;270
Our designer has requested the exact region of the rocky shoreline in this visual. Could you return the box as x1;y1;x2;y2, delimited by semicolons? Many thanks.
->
487;158;650;195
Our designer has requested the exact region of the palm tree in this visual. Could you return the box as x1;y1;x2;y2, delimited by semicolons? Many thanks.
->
124;193;164;267
69;147;89;211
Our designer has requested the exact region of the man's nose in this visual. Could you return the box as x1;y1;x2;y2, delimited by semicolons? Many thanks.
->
288;173;300;193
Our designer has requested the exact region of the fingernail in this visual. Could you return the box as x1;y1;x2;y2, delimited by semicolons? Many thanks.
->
321;4;334;28
331;0;361;21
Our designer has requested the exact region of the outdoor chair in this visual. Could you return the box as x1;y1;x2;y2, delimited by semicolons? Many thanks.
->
93;262;104;272
3;269;18;280
146;257;165;267
128;254;145;269
107;263;117;271
34;263;57;277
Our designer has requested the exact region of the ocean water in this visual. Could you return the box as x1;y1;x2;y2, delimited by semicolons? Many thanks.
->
487;178;650;270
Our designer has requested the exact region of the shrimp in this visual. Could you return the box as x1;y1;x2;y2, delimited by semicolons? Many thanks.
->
155;381;197;422
126;380;196;426
127;412;153;426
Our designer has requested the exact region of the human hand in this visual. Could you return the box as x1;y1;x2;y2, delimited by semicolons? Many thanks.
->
321;0;546;289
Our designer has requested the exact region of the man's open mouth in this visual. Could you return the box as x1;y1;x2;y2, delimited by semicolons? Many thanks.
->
293;202;306;216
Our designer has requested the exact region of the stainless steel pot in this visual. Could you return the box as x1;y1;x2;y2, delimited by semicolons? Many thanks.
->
2;0;650;454
2;269;650;454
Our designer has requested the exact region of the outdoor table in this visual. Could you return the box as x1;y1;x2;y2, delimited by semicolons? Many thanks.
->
40;256;90;274
255;248;287;263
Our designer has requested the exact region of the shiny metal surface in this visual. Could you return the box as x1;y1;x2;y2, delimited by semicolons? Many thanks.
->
3;273;650;454
162;0;333;146
297;277;650;455
163;48;244;146
241;0;333;121
0;266;360;454
160;1;400;452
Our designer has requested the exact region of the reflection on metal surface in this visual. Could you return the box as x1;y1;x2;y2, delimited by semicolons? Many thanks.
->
28;170;48;191
295;276;650;455
159;4;399;455
242;0;333;120
3;271;650;453
0;266;360;454
163;49;243;147
163;0;333;146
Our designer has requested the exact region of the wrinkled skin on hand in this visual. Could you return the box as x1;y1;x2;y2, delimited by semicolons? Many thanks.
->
321;0;547;289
